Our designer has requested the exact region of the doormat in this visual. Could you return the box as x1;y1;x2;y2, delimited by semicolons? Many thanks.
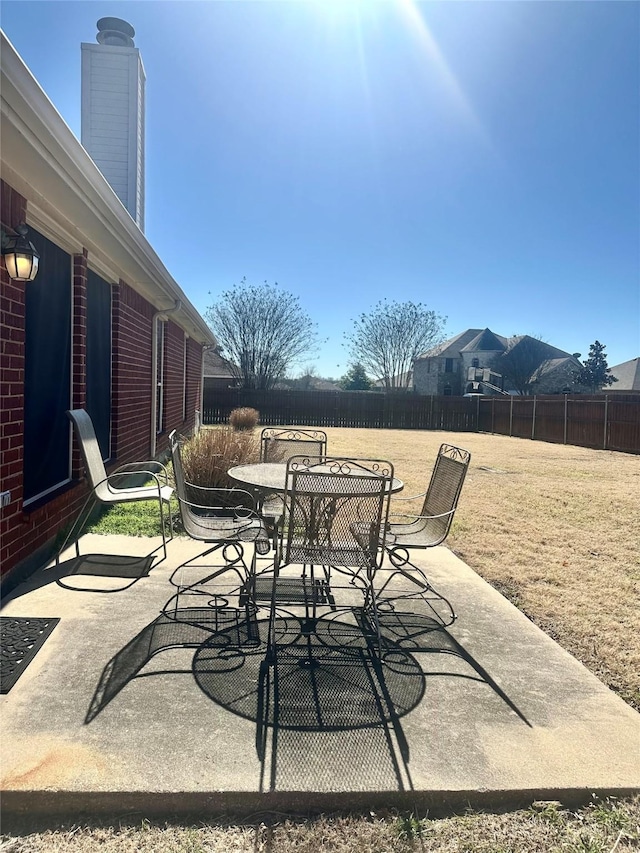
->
0;616;60;694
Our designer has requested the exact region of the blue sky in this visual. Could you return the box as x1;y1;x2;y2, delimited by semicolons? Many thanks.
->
2;0;639;378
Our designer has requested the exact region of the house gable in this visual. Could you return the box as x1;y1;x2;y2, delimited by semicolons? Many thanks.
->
608;358;640;391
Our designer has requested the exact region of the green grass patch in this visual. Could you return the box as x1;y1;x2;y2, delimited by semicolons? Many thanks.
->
85;498;177;537
85;471;180;538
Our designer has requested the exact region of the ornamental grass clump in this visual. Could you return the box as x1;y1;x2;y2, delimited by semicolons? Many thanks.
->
228;407;260;432
180;427;259;505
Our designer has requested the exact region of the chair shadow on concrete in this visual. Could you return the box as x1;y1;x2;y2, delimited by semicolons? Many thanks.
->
85;606;530;793
369;609;532;728
84;609;248;723
242;614;422;793
3;553;156;602
85;607;423;792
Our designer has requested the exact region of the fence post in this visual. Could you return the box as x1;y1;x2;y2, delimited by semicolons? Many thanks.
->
531;396;537;440
603;395;609;450
476;393;480;430
509;395;513;436
564;395;568;444
491;397;495;433
429;395;434;430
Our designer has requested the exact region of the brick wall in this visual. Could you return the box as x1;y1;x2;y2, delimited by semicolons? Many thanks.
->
414;358;462;395
186;336;203;424
160;320;186;449
1;180;28;572
0;178;204;582
111;280;155;464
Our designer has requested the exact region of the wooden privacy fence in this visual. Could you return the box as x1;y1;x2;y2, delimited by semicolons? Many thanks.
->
202;387;478;431
202;386;640;453
478;394;640;453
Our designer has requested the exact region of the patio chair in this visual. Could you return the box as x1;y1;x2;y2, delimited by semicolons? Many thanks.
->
259;427;328;463
164;430;270;622
257;455;394;662
259;428;328;532
379;443;471;627
55;409;174;566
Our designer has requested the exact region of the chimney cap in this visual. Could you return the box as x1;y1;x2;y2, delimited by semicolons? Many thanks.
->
96;17;136;46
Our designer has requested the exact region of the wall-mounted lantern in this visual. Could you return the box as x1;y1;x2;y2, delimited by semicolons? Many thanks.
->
1;224;40;282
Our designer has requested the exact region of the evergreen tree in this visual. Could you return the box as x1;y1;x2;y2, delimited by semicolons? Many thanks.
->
340;362;372;390
573;341;618;392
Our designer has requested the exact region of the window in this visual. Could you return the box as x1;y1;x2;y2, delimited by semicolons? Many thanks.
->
471;358;479;368
156;318;166;433
445;358;454;373
86;270;112;461
443;385;452;396
24;229;72;504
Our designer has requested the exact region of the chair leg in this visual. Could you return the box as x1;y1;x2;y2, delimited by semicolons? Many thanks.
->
363;568;383;662
379;548;456;627
157;496;172;562
54;493;98;567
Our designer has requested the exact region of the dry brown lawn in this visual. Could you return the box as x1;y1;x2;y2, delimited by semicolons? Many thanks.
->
4;797;640;851
324;428;640;711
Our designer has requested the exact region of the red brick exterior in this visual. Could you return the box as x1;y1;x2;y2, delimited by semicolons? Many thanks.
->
1;181;28;573
0;179;204;581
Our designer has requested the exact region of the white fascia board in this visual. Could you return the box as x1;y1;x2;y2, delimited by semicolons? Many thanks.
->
0;32;215;346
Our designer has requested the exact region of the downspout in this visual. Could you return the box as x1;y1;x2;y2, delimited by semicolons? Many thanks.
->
150;299;181;457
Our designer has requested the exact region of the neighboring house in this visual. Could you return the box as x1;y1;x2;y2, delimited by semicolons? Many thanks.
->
371;370;414;391
0;32;215;584
413;328;582;396
203;348;240;390
607;358;640;391
278;376;344;392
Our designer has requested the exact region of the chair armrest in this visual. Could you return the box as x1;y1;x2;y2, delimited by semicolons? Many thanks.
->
112;459;170;485
182;481;258;511
390;491;428;503
176;495;257;520
104;469;167;493
389;507;456;523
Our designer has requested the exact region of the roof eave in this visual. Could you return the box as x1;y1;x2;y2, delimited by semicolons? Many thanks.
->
0;31;215;346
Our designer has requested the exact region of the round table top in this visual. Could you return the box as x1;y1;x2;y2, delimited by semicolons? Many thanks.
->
228;462;403;495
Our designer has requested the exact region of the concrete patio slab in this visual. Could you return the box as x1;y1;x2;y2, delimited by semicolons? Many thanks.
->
1;533;639;820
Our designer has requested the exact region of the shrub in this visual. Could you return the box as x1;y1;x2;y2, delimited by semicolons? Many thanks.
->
228;407;260;432
180;427;259;506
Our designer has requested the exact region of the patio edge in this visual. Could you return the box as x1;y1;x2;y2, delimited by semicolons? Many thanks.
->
2;786;640;823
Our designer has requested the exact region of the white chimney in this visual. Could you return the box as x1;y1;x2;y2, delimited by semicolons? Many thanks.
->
81;18;145;231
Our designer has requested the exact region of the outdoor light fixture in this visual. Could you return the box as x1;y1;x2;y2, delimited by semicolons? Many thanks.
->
1;224;40;282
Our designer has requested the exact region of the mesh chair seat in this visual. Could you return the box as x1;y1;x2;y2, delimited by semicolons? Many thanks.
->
179;502;271;555
99;481;174;505
386;514;452;549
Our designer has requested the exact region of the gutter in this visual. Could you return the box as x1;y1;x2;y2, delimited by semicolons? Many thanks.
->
150;299;181;456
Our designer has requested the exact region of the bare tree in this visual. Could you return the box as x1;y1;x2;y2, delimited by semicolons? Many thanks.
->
345;300;445;391
498;335;550;395
205;279;319;390
293;364;318;390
